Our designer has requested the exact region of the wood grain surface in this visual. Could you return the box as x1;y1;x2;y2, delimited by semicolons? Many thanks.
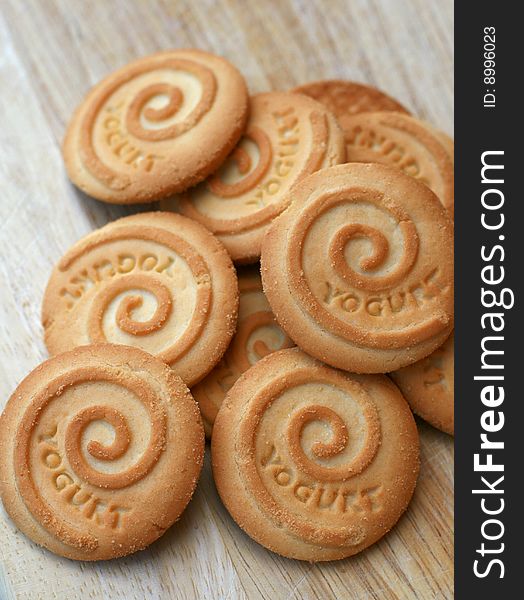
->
0;1;454;598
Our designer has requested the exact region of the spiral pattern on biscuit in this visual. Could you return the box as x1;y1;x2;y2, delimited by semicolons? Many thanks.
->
329;220;418;292
176;105;337;239
285;187;452;348
286;404;379;482
54;224;211;365
237;366;381;547
207;127;272;198
80;58;216;190
230;311;294;371
14;367;167;551
88;274;173;340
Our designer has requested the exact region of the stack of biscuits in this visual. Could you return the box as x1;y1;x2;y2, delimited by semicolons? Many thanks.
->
0;50;454;562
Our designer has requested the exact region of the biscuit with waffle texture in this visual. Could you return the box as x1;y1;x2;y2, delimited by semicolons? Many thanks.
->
292;79;409;117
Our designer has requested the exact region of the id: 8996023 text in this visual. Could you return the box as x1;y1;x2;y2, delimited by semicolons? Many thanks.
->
483;27;496;108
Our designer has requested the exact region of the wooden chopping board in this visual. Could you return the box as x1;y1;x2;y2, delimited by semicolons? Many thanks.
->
0;1;453;598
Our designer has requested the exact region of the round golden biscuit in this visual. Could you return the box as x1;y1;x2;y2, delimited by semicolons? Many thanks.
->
192;267;293;437
0;344;204;560
261;163;454;373
42;212;238;387
161;92;346;263
212;348;419;561
341;111;454;215
63;50;248;204
292;79;410;117
391;332;454;435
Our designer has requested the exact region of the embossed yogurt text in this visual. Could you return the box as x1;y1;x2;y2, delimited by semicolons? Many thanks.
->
103;103;164;171
261;444;382;514
60;252;176;309
246;107;301;209
345;125;429;185
323;268;448;317
39;424;129;528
